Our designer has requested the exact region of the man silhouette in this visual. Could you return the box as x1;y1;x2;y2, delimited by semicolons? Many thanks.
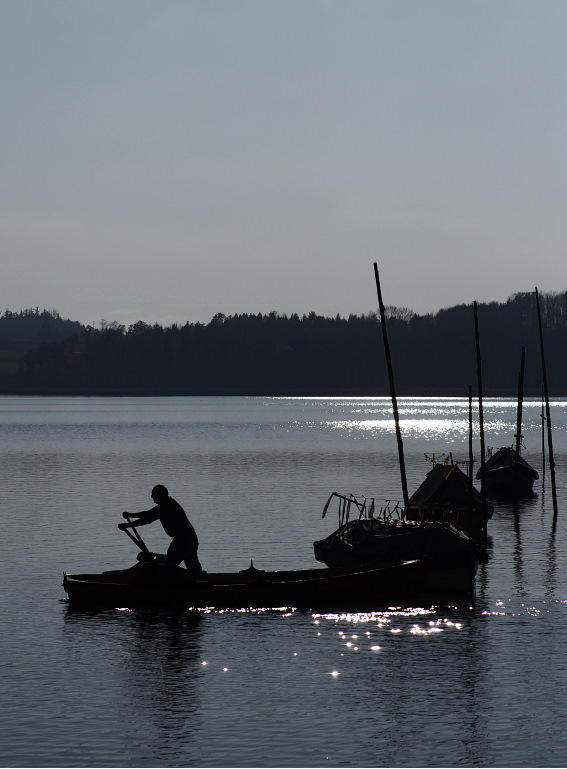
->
119;484;203;573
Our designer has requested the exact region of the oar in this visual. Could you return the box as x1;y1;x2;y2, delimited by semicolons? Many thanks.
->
121;514;149;553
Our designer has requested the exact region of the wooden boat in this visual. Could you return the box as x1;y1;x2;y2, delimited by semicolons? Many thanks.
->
406;462;492;540
314;516;476;570
63;556;475;611
313;490;482;573
475;348;538;499
476;446;538;498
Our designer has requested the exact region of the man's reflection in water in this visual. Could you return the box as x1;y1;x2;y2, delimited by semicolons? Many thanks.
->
64;608;204;763
126;611;204;728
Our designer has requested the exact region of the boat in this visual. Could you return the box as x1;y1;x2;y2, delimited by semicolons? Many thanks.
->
476;446;539;498
475;347;538;499
406;461;492;540
63;556;474;611
313;490;481;572
63;508;475;610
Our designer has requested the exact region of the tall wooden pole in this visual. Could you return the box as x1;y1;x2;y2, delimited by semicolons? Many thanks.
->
373;263;409;508
514;346;526;473
473;301;488;539
535;287;558;522
541;384;546;488
468;384;474;488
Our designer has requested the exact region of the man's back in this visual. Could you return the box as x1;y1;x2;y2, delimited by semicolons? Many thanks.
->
155;497;197;541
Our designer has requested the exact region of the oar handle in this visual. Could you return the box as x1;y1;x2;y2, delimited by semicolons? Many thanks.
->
122;514;149;552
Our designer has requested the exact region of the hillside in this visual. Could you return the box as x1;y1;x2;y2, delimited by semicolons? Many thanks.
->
3;292;566;395
0;309;84;375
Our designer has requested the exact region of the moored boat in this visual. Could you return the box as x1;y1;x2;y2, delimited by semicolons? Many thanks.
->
406;461;492;540
475;347;538;500
476;446;539;498
313;489;482;574
313;516;475;570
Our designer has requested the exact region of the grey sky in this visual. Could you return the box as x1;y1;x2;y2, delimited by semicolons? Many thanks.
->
2;0;566;326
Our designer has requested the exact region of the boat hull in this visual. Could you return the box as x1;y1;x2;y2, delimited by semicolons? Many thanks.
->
483;468;537;498
63;559;475;611
478;447;539;500
313;519;478;570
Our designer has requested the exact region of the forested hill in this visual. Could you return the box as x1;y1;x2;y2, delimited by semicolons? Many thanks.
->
3;292;567;395
0;309;84;375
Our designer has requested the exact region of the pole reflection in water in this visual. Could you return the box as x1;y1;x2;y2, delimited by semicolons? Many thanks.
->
512;501;526;598
545;519;558;600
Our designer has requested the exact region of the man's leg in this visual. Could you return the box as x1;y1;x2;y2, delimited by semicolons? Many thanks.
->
165;537;183;566
167;536;203;573
183;551;203;573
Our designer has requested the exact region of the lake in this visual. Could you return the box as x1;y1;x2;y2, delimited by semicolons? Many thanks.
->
1;395;567;767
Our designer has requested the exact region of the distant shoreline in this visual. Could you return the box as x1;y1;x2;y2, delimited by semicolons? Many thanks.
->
0;387;558;397
4;296;567;396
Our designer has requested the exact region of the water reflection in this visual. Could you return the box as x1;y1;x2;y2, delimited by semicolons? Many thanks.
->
295;395;567;449
312;604;487;766
125;611;203;744
327;417;555;443
495;498;538;599
546;520;558;599
513;502;526;598
64;608;204;759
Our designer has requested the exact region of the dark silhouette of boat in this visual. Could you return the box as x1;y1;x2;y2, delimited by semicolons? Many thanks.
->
474;347;539;499
313;517;476;570
476;446;539;498
63;505;476;611
313;477;486;574
406;462;493;539
63;556;474;611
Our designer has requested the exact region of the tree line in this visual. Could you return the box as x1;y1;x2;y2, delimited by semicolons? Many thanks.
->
1;291;566;395
0;308;83;375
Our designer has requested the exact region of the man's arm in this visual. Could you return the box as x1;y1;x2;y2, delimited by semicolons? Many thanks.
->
120;507;160;528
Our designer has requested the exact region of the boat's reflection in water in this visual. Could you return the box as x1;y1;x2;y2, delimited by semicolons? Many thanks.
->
486;490;559;600
62;597;494;766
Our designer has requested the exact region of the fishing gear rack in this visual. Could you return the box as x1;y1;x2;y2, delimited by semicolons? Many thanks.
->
424;452;473;474
321;491;405;529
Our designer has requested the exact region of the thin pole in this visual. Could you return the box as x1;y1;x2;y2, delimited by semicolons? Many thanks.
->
373;263;409;508
514;346;526;473
468;384;474;488
535;287;558;522
473;301;488;539
541;384;546;488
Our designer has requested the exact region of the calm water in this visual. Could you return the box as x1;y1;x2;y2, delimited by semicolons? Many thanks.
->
2;395;567;767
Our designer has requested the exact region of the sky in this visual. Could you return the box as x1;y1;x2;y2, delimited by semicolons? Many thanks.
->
2;0;567;327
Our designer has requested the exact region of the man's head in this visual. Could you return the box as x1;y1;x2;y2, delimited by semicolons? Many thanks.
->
151;484;169;503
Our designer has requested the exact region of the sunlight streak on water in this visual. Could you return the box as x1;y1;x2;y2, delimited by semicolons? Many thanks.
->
283;397;567;451
327;417;469;441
